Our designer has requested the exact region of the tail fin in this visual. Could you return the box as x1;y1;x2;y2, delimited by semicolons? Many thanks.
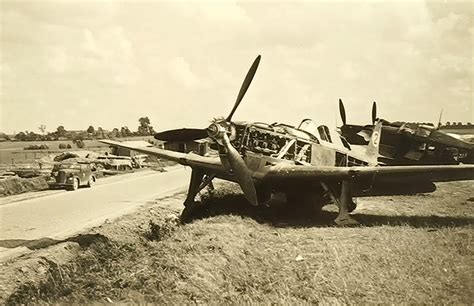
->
366;120;382;165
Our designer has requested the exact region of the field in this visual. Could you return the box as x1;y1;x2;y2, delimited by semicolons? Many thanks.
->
0;137;153;165
0;140;107;165
2;180;473;304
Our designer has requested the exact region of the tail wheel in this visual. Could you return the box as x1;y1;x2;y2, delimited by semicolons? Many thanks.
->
87;176;96;188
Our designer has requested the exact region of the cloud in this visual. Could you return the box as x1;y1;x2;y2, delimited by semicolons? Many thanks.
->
168;57;200;89
48;47;69;73
0;0;472;133
80;27;133;62
340;62;360;80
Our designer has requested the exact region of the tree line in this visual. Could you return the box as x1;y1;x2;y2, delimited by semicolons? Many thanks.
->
9;117;156;141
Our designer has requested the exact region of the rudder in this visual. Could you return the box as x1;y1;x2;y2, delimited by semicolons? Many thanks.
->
366;120;382;165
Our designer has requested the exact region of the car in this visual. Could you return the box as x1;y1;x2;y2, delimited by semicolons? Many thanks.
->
48;162;97;191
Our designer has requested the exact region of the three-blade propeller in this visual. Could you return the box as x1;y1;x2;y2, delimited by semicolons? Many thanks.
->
155;55;262;205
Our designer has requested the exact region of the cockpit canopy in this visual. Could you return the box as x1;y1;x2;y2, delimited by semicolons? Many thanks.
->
298;119;332;142
298;118;351;149
298;119;319;137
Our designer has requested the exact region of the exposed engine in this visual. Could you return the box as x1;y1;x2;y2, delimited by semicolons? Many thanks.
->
232;123;312;163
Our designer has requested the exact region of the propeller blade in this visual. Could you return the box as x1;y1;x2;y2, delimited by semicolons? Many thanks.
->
154;128;208;142
226;55;261;122
437;109;443;129
339;98;347;125
372;101;377;124
221;133;258;205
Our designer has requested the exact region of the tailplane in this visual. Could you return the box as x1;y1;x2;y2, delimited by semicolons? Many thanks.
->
366;120;382;165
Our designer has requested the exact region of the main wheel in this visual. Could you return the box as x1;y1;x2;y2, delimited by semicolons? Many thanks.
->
67;178;79;191
87;176;96;188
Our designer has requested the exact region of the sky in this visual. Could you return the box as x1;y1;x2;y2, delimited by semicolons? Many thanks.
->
1;0;473;134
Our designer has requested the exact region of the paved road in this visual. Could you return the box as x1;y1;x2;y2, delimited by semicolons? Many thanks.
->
0;167;190;242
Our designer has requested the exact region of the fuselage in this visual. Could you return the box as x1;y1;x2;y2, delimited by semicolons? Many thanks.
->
202;119;437;203
340;121;474;165
231;120;372;170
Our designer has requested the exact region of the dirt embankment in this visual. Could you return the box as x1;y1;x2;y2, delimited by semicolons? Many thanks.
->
1;181;473;304
0;177;48;197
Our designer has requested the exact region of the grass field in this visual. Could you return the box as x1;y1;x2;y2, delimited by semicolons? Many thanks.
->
4;181;473;304
0;137;154;165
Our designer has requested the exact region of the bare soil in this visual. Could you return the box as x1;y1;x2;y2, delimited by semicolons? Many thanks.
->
0;176;48;197
1;181;473;304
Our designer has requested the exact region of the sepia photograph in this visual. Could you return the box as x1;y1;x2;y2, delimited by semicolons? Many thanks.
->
0;0;473;304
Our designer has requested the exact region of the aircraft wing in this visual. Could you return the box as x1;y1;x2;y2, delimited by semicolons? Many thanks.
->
100;140;225;173
256;163;474;183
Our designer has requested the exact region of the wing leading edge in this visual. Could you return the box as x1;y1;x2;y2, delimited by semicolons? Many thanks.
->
101;140;474;184
257;163;474;183
99;140;224;173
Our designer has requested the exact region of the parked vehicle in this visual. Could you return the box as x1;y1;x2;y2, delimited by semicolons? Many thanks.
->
48;162;97;191
96;155;133;171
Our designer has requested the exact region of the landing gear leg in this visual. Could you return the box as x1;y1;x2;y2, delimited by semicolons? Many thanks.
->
348;198;357;213
180;169;215;223
334;180;359;226
321;180;359;226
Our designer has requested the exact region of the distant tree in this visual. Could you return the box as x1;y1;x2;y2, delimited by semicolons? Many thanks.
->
26;131;42;141
96;127;105;138
56;126;67;138
14;132;27;141
87;125;95;134
138;116;155;135
44;131;55;140
139;116;151;126
38;125;46;135
0;133;10;141
73;136;86;149
121;126;133;137
109;128;120;138
14;131;42;141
